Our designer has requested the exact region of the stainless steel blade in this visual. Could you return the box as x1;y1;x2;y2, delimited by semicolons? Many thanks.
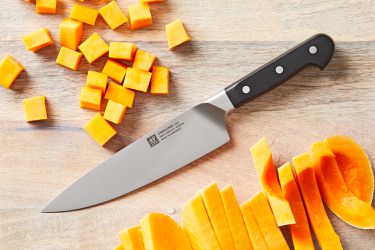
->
43;103;229;212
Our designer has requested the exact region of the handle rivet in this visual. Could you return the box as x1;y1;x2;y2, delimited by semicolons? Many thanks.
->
275;66;284;74
242;85;250;94
309;46;318;54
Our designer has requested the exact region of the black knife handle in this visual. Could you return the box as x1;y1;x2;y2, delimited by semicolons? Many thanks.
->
225;34;334;108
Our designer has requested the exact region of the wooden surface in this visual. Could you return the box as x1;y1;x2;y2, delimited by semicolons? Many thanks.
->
1;0;375;249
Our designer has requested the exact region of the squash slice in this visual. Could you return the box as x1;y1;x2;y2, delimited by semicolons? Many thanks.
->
293;153;343;250
278;163;314;250
326;135;374;203
250;138;295;226
119;226;145;250
310;141;375;229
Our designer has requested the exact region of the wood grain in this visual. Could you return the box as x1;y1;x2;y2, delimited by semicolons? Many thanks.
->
1;0;375;249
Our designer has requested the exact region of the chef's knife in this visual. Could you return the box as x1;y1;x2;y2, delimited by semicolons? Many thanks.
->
43;34;334;213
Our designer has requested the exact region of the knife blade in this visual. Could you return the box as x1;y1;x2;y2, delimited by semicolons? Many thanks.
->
43;34;334;213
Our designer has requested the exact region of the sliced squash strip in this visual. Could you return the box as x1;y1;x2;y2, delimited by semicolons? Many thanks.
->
250;138;295;226
293;153;343;250
278;163;314;250
119;226;145;250
310;141;375;229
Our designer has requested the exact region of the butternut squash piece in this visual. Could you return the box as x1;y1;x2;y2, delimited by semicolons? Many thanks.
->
22;28;54;52
326;135;374;203
99;1;128;30
79;33;109;64
56;47;82;71
84;113;117;146
181;193;221;250
119;226;145;250
70;4;99;25
250;138;295;226
201;182;236;250
104;82;135;108
36;0;56;14
140;213;193;250
151;66;169;95
310;141;375;229
0;55;24;89
102;59;127;83
278;163;314;250
123;68;152;93
59;18;83;51
249;191;289;250
80;87;102;111
109;42;137;61
23;96;47;122
133;50;156;72
220;185;253;250
166;19;191;49
104;100;126;124
114;245;123;250
128;3;152;30
86;71;107;94
293;153;343;250
240;200;268;250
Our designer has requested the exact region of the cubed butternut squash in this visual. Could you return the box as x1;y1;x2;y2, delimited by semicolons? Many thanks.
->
123;68;152;93
140;213;193;250
151;66;169;95
109;42;137;61
103;100;126;124
250;138;295;226
220;185;253;250
114;245;123;250
166;19;191;49
181;193;221;250
104;82;135;108
201;182;236;250
56;47;82;71
80;86;102;110
70;4;99;25
278;163;314;250
0;55;24;89
133;49;155;71
86;70;107;94
99;1;128;30
23;96;47;122
79;33;109;64
59;18;83;51
119;226;145;250
22;28;54;52
36;0;56;14
127;3;152;30
293;153;343;250
83;113;117;146
102;59;127;83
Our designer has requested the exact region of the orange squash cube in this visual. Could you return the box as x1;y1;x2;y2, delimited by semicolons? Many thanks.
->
128;3;152;30
23;96;47;122
36;0;56;14
102;59;127;83
166;19;191;49
80;86;102;110
0;55;24;89
86;71;107;94
79;33;109;64
151;66;169;95
99;1;128;30
22;28;54;52
84;113;117;146
104;100;126;124
70;4;99;26
56;47;82;71
104;82;135;108
123;68;152;93
59;18;83;51
114;245;123;250
109;42;137;61
133;50;155;72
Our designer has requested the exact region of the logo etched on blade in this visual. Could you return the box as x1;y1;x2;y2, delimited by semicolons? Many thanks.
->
147;134;160;147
